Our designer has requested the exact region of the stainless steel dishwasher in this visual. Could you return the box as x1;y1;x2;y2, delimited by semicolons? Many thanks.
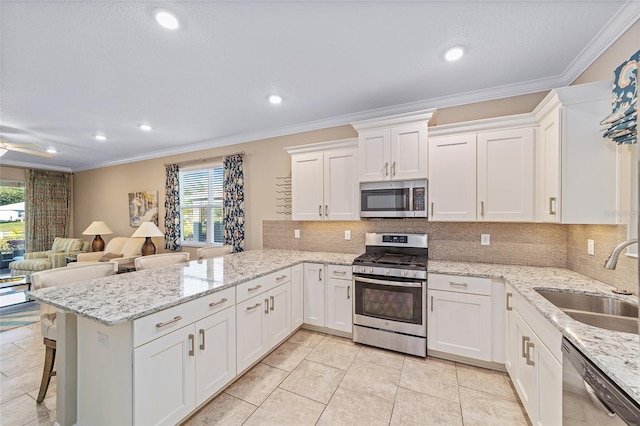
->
562;338;639;425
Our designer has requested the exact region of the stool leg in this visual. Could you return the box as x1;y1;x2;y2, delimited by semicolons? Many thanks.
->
37;339;56;404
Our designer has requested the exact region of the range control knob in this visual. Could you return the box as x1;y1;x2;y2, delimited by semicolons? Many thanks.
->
368;267;374;274
385;269;391;275
402;270;408;277
411;271;417;278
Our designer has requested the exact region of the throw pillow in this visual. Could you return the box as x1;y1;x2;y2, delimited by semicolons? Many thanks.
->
99;252;124;262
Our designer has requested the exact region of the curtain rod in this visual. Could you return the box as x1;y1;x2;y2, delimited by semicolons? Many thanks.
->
164;151;245;168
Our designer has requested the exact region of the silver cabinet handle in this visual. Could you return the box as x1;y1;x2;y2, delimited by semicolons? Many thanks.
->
430;296;434;312
325;205;328;216
525;341;535;366
449;282;468;287
480;201;485;217
319;269;322;281
270;295;274;311
384;162;389;176
391;161;396;177
506;293;512;311
276;274;287;281
199;328;205;350
430;202;434;217
319;205;322;217
246;303;261;311
156;316;182;328
209;298;228;308
521;336;530;358
333;270;347;275
188;334;195;357
248;284;262;292
265;299;269;314
549;197;557;215
347;285;351;299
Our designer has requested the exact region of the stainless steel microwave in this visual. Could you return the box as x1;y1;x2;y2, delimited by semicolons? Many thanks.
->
360;179;427;218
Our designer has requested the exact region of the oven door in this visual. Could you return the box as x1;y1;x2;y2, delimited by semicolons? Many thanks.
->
353;275;426;337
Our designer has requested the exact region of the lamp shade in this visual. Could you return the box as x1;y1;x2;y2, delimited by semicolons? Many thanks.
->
131;222;164;238
82;221;113;236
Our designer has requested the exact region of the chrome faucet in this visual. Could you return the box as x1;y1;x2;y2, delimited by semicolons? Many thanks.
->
604;238;638;269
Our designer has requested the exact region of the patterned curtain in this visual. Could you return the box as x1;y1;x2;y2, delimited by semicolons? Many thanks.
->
164;164;181;250
223;154;245;252
24;169;72;252
601;49;638;145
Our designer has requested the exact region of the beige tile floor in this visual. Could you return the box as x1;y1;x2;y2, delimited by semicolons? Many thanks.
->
0;324;529;426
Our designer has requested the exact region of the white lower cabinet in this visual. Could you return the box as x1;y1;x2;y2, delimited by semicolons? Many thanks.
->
303;263;325;327
326;265;353;333
505;283;562;426
236;281;292;373
133;306;236;426
291;263;304;329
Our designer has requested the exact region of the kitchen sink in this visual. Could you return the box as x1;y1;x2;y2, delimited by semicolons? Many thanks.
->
535;290;638;335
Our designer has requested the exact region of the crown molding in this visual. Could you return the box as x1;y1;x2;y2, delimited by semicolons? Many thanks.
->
562;1;640;84
0;159;72;173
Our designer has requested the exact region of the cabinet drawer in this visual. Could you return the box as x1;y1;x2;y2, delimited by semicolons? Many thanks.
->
428;273;492;296
327;264;352;280
236;268;291;303
133;287;235;347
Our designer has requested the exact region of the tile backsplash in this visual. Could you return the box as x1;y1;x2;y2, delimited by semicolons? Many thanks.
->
263;220;638;295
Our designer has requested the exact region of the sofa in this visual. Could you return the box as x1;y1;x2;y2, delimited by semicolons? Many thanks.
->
9;237;90;277
75;236;145;267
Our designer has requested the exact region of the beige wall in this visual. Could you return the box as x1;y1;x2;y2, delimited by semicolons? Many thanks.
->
73;125;356;257
0;165;26;182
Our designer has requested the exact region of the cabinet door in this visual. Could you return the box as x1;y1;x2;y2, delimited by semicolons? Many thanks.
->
536;110;561;222
303;263;325;327
512;311;538;423
359;129;391;182
266;282;292;348
134;325;196;426
390;122;428;180
505;286;516;376
236;295;268;373
427;289;492;361
533;334;562;426
291;264;304;329
428;133;477;221
291;152;325;220
326;277;352;333
324;148;359;220
195;307;236;406
477;127;535;221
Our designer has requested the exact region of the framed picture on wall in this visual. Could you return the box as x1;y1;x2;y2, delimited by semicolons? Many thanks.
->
129;191;159;226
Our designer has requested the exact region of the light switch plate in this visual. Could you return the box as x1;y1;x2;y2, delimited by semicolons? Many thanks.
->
587;239;595;255
294;229;300;239
345;230;351;240
481;234;490;246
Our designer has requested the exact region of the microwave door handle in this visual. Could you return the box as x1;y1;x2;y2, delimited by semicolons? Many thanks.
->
408;187;414;212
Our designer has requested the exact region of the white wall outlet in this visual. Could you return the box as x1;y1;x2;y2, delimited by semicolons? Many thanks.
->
345;230;351;240
587;239;595;256
481;234;490;246
97;332;109;349
294;229;300;239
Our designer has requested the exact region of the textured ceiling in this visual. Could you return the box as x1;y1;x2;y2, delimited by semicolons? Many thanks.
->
0;1;638;172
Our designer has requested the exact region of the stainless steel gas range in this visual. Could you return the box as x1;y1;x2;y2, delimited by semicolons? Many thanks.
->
352;232;428;357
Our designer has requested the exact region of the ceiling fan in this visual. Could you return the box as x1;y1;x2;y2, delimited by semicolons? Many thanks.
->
0;139;55;158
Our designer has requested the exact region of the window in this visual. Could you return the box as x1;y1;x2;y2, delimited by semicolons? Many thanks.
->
179;165;224;245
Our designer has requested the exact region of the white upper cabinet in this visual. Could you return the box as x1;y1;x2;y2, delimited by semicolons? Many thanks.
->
533;80;619;224
428;133;477;221
352;110;434;182
287;139;359;221
477;127;535;222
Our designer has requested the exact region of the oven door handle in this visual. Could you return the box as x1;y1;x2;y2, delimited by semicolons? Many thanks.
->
354;276;423;288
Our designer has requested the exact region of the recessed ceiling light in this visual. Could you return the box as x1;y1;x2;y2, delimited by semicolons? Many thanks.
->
94;134;107;141
444;46;465;62
268;95;283;105
154;9;180;30
139;124;152;132
46;148;57;154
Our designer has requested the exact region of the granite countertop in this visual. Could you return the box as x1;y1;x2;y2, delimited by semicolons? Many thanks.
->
429;260;639;405
28;249;358;326
29;251;638;404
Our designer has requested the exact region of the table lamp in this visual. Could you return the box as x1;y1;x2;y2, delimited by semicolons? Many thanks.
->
131;221;164;256
82;221;114;252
